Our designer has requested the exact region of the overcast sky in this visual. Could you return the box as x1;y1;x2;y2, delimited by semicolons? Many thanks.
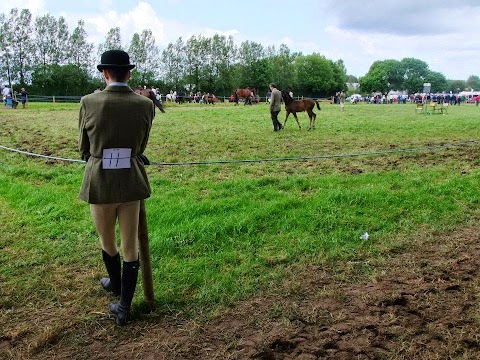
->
1;0;479;80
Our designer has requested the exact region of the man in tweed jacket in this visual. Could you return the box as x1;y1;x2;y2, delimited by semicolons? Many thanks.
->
78;50;154;325
269;83;283;131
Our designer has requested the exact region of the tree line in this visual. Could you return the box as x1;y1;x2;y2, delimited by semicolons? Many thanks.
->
1;8;477;98
0;8;346;97
358;58;480;95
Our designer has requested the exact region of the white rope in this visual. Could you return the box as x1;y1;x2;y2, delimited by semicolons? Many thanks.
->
1;140;479;166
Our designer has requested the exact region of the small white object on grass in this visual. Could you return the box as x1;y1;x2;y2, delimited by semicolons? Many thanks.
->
360;232;369;240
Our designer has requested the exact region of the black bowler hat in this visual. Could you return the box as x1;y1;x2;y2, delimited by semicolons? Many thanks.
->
97;50;135;71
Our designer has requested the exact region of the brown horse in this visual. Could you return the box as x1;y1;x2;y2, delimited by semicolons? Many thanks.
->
234;87;256;106
133;88;165;114
281;90;321;130
203;93;217;104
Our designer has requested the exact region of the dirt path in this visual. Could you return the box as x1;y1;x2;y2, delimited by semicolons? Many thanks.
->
5;226;480;359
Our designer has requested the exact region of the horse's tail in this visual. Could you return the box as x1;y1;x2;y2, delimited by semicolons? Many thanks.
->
316;100;321;110
150;90;165;113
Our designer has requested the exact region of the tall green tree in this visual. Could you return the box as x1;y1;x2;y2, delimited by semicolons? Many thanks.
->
95;27;123;81
97;27;123;57
269;44;298;92
160;38;185;90
128;29;160;86
466;75;480;91
294;53;337;96
55;16;69;63
209;34;236;95
360;59;403;94
67;19;94;73
183;35;206;92
196;36;216;92
401;58;429;94
332;59;347;93
447;79;467;93
33;14;69;67
3;8;33;87
0;12;12;87
249;58;273;94
425;71;448;93
236;40;266;88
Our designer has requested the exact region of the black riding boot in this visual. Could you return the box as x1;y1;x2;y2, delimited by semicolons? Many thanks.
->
109;260;139;326
100;250;121;296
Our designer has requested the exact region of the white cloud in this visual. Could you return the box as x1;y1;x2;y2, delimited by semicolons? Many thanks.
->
128;2;166;42
202;28;240;38
81;1;167;50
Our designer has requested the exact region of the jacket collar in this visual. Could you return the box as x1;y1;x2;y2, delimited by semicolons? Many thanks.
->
105;84;133;92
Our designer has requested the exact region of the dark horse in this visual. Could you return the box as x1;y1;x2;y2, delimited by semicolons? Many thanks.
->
234;87;256;106
281;90;321;130
133;88;165;114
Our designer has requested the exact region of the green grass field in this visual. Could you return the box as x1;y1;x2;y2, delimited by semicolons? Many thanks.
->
1;100;479;328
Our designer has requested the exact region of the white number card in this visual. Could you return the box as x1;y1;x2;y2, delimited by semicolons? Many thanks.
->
102;148;132;169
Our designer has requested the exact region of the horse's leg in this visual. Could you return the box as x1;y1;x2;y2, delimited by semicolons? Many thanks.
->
306;110;315;130
293;113;301;129
307;112;316;130
284;112;290;127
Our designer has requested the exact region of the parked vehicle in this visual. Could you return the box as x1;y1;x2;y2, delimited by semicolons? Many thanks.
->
348;94;363;103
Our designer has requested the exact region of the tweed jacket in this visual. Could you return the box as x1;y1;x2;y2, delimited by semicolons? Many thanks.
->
78;85;155;204
270;88;282;112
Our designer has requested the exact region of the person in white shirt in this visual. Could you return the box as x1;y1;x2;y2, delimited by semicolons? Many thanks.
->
2;85;11;106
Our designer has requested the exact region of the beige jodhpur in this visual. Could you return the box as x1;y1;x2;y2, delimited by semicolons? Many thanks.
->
90;200;140;262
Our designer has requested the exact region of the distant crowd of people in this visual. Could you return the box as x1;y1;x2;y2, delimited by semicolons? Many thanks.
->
332;91;470;106
127;86;218;104
413;92;464;105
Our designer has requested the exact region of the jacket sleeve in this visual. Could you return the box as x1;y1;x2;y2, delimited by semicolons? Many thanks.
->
138;101;154;156
78;99;90;161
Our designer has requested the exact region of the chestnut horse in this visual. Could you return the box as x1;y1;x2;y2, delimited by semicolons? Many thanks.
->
233;87;256;106
281;90;321;130
133;88;165;114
